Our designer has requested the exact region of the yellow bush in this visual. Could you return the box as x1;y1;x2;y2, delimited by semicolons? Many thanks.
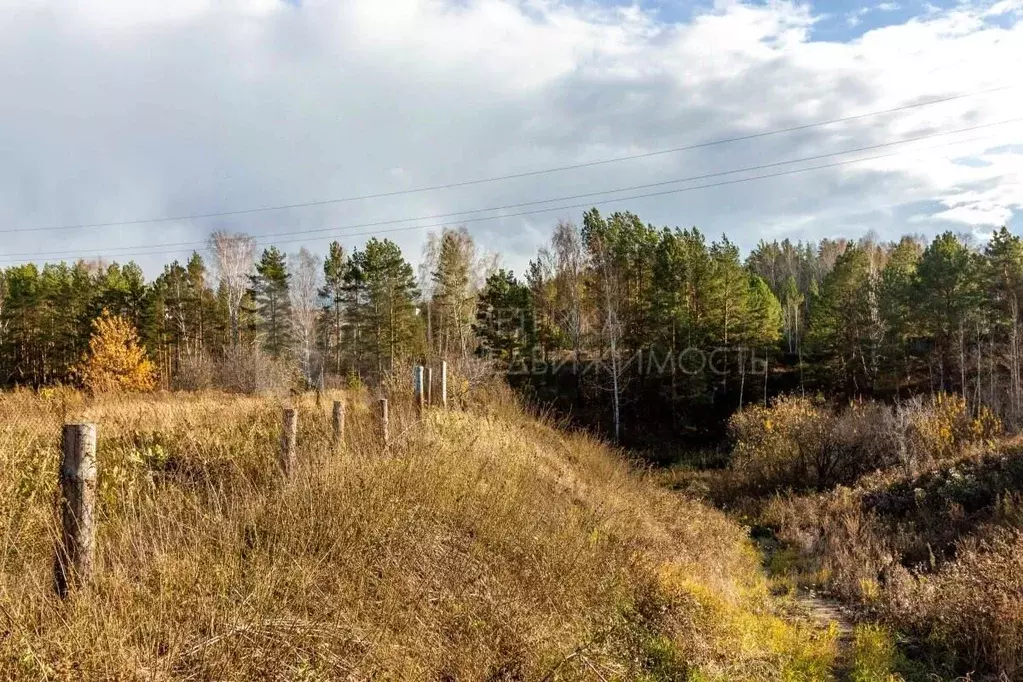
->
731;393;1005;496
75;310;157;393
729;396;836;493
907;393;1002;463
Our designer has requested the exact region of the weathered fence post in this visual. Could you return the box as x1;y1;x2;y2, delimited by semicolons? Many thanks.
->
426;367;433;406
281;408;297;475
55;423;98;599
332;399;345;447
414;365;425;415
441;360;448;409
378;398;390;447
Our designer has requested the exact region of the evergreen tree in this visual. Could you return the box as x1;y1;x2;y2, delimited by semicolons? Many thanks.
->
880;236;923;391
650;228;691;359
985;227;1023;412
706;236;749;349
806;245;877;394
248;247;292;358
743;274;782;347
184;252;221;354
475;269;535;368
915;232;981;392
356;239;419;375
319;241;350;377
1;265;44;385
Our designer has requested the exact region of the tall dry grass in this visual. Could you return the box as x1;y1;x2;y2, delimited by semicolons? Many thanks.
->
1;384;834;680
730;394;1023;678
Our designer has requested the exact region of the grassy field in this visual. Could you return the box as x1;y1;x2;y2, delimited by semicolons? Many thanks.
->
1;384;851;681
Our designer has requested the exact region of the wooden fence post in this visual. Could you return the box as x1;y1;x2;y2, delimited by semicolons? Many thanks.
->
441;360;448;409
332;399;345;447
55;423;97;599
414;365;425;415
281;408;297;475
378;398;389;447
426;367;433;406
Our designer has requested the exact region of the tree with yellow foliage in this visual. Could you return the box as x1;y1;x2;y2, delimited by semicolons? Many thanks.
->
76;310;157;393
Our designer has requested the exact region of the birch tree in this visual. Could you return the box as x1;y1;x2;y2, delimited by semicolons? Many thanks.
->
209;231;256;346
290;247;322;384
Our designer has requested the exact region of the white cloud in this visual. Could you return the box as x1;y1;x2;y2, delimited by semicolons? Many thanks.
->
0;0;1021;277
987;0;1023;16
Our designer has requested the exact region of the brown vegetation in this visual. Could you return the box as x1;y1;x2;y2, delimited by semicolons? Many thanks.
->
1;384;838;680
719;394;1022;679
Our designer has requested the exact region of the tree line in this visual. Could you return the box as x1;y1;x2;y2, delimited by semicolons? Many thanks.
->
3;210;1022;439
0;228;488;390
474;210;1023;441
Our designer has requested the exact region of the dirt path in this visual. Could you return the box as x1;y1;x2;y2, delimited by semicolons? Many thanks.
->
790;589;856;679
751;528;858;680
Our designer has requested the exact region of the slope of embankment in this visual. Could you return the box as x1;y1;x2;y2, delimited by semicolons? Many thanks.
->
1;388;833;680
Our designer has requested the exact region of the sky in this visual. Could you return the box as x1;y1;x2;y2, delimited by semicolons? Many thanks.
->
1;0;1022;279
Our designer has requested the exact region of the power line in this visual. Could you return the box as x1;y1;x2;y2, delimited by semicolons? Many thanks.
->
2;124;1015;262
2;123;1015;265
6;84;1014;235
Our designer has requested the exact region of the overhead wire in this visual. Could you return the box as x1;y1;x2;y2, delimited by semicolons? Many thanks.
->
1;120;1017;265
2;84;1014;235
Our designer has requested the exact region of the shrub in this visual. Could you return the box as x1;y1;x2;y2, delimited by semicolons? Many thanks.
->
173;347;299;394
215;344;298;394
890;529;1023;677
899;393;1002;471
75;310;157;393
729;393;1003;497
729;396;897;494
173;352;217;391
729;395;828;494
762;429;1023;677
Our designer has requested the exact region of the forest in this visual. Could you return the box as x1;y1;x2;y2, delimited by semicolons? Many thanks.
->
2;210;1021;443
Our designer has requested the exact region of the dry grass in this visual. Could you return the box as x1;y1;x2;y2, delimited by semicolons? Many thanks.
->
741;397;1023;679
1;384;835;680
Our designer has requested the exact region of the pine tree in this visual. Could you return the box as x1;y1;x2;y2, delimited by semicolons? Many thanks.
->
706;236;749;350
806;245;877;394
474;269;535;368
1;264;44;385
880;236;923;392
915;232;981;393
357;239;419;376
984;227;1023;412
248;247;292;358
744;274;782;347
319;241;350;377
651;228;690;359
184;252;221;355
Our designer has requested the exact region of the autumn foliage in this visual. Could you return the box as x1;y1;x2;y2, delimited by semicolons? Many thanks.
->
76;311;157;393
